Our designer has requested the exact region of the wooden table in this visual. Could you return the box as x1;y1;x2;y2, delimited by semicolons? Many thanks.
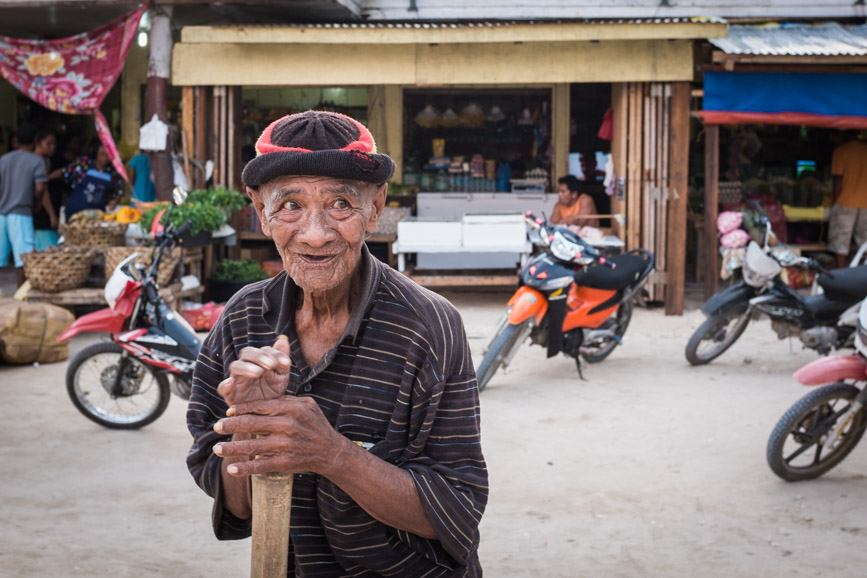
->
27;283;181;308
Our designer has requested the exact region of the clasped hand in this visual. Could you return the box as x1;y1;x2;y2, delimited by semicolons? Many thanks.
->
212;335;344;477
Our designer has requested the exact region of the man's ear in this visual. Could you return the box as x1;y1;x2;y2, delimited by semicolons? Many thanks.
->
246;186;272;238
365;182;388;234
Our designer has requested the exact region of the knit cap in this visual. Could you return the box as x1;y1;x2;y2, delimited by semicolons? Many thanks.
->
241;110;395;187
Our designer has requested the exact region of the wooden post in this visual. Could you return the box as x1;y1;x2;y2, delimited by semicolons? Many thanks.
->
181;86;194;186
703;124;720;301
146;6;174;202
251;473;294;578
195;86;211;189
610;84;628;238
551;84;570;189
665;81;690;316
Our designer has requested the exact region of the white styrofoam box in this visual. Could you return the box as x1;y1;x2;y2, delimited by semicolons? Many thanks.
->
417;252;521;270
461;213;526;247
397;217;462;247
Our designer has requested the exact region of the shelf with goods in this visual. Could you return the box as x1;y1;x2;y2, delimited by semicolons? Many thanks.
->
403;88;552;194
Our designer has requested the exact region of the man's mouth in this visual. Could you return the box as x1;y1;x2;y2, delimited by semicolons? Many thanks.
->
300;254;337;264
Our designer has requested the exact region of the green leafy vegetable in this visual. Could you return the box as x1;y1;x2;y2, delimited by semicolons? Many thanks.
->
211;259;268;282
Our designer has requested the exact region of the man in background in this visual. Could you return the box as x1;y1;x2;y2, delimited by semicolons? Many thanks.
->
0;124;47;287
830;132;867;268
551;174;599;228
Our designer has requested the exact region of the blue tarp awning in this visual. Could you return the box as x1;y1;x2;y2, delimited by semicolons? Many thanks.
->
701;71;867;129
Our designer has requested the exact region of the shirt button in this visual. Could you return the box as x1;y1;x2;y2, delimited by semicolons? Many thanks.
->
303;383;312;393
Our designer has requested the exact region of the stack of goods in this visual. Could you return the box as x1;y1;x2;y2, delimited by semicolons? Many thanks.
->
0;298;74;363
59;209;128;248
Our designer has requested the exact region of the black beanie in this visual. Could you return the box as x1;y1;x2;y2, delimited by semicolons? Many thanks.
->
241;110;395;188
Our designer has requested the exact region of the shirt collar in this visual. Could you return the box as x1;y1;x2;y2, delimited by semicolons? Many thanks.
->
261;244;381;344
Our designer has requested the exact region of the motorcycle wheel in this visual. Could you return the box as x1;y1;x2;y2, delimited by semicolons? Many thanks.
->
476;320;528;392
580;300;634;364
67;341;171;430
766;383;866;482
684;307;749;366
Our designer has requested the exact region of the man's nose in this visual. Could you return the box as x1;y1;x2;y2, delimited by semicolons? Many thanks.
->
297;210;337;247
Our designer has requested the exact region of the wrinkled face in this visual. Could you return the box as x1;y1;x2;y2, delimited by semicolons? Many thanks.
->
36;134;56;158
249;176;387;295
557;183;578;207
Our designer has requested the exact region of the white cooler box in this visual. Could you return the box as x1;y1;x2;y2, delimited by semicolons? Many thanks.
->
461;213;526;247
396;217;462;247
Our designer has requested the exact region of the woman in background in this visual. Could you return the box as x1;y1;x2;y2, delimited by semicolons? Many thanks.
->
62;138;123;218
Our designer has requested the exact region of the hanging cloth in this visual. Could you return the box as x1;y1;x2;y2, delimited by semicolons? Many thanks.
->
0;2;149;181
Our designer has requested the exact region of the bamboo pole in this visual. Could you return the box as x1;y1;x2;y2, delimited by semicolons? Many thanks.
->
251;473;294;578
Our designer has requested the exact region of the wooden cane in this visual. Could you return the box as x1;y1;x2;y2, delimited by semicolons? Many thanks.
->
251;472;294;578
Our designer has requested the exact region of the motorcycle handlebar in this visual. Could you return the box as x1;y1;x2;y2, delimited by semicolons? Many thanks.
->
174;220;193;238
597;256;617;270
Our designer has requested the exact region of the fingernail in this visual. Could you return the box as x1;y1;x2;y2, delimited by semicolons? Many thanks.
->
279;356;290;366
278;334;288;340
226;406;236;417
213;443;223;455
214;420;223;433
227;464;239;475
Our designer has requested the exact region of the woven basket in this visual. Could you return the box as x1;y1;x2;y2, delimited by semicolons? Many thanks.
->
103;246;181;286
60;221;127;248
21;246;95;293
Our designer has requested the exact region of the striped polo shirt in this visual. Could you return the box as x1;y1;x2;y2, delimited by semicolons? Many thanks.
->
187;247;488;577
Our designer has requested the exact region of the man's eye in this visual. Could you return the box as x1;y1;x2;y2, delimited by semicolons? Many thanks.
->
282;200;300;211
332;199;350;210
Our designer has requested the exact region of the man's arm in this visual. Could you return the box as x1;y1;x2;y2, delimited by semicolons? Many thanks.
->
563;195;597;227
550;202;564;224
215;398;437;538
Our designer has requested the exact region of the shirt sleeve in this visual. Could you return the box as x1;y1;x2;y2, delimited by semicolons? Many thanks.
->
33;157;47;183
398;308;488;568
186;314;252;541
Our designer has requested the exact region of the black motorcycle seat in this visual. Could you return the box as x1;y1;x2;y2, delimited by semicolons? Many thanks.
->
818;265;867;303
573;254;648;291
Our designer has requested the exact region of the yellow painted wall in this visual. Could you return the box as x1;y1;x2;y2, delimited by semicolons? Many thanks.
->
173;39;694;86
120;43;148;157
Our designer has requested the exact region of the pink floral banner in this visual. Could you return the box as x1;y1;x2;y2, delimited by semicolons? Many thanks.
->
0;3;149;181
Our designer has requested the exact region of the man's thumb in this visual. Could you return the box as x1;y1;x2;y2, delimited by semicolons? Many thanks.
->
274;334;291;357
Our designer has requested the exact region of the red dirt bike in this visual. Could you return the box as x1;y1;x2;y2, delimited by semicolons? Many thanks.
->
57;189;202;429
767;296;867;481
476;212;654;391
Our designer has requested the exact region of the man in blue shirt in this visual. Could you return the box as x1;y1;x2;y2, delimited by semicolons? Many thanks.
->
0;124;48;287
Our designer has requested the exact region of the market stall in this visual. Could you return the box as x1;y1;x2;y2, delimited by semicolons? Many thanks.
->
698;23;867;298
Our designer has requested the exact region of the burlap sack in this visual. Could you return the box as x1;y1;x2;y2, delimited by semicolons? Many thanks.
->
0;299;75;364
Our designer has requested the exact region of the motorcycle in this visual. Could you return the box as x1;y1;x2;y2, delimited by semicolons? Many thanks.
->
685;207;867;365
766;296;867;481
57;188;202;429
476;212;654;391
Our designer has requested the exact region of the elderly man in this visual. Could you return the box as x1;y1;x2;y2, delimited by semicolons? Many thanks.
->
186;111;487;577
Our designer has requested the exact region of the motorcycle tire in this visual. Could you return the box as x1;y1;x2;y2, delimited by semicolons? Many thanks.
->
684;307;749;366
766;383;866;482
67;341;171;430
580;300;634;364
476;321;528;392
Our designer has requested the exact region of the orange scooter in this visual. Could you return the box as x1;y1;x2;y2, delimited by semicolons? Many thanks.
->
476;213;654;391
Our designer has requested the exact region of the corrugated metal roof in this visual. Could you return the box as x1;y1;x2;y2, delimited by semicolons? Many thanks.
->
204;17;716;30
710;23;867;56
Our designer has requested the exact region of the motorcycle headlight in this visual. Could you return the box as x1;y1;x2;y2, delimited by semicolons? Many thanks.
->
550;231;581;262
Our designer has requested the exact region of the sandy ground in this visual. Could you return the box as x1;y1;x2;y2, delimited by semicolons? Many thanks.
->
2;288;866;577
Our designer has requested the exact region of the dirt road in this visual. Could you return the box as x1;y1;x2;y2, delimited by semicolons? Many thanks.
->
2;291;865;577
